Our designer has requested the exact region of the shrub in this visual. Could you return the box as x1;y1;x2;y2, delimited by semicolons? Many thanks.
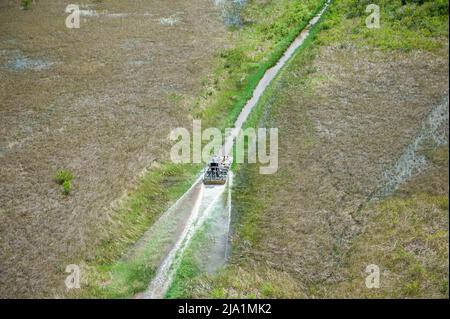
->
55;170;74;185
62;180;72;195
21;0;32;10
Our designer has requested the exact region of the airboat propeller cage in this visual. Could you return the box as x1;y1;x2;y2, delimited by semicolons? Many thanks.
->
203;156;233;185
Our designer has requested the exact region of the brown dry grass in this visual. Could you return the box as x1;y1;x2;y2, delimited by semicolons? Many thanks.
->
229;45;448;297
0;0;228;298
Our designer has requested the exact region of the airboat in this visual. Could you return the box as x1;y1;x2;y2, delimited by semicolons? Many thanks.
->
203;156;233;185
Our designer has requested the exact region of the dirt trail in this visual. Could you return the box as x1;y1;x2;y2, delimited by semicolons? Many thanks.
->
142;0;331;299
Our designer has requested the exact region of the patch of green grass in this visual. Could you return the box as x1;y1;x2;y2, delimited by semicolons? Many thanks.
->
424;145;449;167
165;224;207;299
318;0;449;52
55;169;74;185
55;169;74;195
172;263;304;298
20;0;32;10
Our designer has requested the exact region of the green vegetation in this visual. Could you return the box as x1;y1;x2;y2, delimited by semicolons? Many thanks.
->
55;169;74;185
55;169;74;195
194;0;327;130
167;92;183;105
20;0;32;10
165;224;208;299
62;180;72;195
319;0;449;51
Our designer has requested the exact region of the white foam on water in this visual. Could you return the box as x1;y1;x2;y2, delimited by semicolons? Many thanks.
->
144;183;227;298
